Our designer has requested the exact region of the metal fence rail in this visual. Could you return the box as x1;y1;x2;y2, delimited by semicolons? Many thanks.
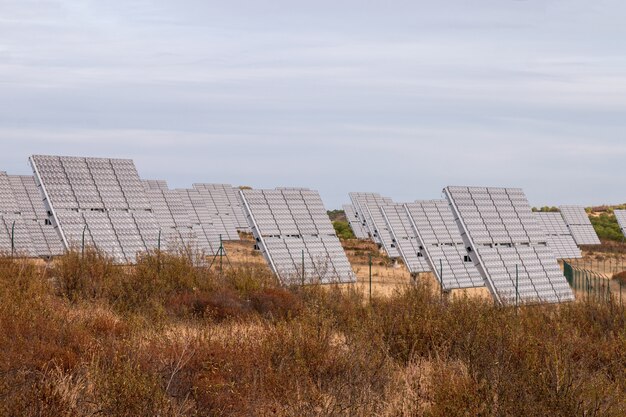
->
564;260;625;304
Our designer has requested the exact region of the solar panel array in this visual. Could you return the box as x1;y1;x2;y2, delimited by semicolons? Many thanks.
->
445;187;574;305
381;204;430;273
30;155;160;263
348;193;391;244
343;204;369;239
193;184;249;231
405;200;484;289
8;175;64;257
364;201;401;258
559;206;601;245
349;193;399;257
614;210;626;238
241;188;355;284
175;188;224;254
534;212;582;259
142;180;200;252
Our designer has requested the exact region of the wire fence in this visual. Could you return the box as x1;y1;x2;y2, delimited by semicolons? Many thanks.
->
564;260;626;304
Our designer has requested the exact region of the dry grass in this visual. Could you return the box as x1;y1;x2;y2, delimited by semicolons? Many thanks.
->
2;245;626;416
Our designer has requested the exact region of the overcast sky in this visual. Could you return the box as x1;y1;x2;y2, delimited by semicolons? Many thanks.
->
1;0;624;209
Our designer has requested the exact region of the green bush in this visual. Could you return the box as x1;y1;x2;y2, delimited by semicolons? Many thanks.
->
333;220;355;240
531;206;559;212
591;213;623;241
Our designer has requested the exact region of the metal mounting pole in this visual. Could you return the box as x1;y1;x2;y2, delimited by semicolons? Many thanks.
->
369;253;372;303
157;229;162;273
81;224;87;259
10;220;15;258
219;234;223;279
440;259;443;302
301;249;305;285
515;264;519;310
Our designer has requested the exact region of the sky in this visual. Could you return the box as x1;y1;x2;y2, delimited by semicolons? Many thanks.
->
1;0;625;209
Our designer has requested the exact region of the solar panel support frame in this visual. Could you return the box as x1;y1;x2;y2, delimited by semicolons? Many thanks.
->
29;157;69;250
381;204;429;274
238;189;279;278
402;203;442;284
442;188;500;304
363;203;398;258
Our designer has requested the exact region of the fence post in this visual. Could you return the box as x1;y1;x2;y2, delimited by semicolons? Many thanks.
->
515;264;519;310
440;259;443;302
219;234;223;280
10;220;15;258
368;254;372;303
81;224;87;259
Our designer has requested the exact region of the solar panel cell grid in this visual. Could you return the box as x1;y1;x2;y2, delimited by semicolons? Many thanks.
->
30;155;163;263
242;188;355;285
381;204;430;273
405;200;484;290
444;186;574;305
193;183;250;231
534;212;582;259
559;206;601;245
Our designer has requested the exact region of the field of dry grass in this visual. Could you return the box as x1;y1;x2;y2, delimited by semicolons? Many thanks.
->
2;238;626;416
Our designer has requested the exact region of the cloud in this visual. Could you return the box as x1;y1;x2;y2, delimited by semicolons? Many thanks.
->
0;0;625;208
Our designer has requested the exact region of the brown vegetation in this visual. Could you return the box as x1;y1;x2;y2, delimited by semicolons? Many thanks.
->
2;249;626;416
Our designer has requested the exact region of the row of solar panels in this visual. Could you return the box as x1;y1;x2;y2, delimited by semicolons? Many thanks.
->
0;155;252;261
346;190;603;305
0;153;607;306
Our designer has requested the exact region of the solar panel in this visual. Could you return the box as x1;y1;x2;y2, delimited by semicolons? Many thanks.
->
143;179;169;191
8;175;64;257
186;185;240;240
193;184;249;231
342;204;369;239
559;206;601;245
30;155;160;263
363;201;400;258
0;172;37;257
174;188;224;254
348;192;398;257
444;186;574;305
380;204;430;273
614;210;626;237
348;193;393;244
142;180;202;253
241;188;355;284
404;200;484;290
534;212;582;259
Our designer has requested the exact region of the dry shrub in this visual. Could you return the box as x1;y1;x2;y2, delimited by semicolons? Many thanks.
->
3;252;626;416
249;287;303;320
203;288;252;321
428;359;485;417
51;247;116;301
222;263;276;294
90;355;174;417
613;270;626;283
